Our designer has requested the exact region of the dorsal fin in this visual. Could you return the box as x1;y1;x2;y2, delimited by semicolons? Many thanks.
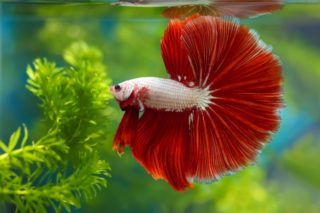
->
160;15;199;85
113;108;139;154
181;16;242;88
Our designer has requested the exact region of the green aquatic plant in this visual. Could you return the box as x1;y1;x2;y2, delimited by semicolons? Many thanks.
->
27;41;113;164
0;41;112;212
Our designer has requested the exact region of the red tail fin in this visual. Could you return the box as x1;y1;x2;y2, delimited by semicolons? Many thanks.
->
131;110;192;191
180;16;282;181
162;0;283;19
113;108;139;154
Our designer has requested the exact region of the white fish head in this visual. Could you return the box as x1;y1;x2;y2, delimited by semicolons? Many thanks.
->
110;81;135;102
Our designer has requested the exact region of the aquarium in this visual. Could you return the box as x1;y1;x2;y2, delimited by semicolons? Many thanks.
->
1;1;320;213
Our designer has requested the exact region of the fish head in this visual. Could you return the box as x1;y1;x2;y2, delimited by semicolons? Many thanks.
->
110;81;137;110
110;81;135;102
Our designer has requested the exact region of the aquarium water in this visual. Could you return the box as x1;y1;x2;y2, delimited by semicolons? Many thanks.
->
1;1;320;213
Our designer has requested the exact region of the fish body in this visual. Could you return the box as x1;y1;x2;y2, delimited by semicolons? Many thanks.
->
113;0;283;18
110;77;211;112
111;15;283;191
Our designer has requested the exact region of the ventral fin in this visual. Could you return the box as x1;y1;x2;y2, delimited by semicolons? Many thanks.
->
113;108;139;154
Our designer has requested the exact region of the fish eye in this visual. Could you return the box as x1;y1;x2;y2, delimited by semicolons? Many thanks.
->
115;84;121;91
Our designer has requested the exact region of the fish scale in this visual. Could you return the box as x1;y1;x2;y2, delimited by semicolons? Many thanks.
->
125;77;211;111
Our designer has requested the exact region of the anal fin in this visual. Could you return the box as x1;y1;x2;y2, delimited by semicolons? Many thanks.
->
132;109;192;191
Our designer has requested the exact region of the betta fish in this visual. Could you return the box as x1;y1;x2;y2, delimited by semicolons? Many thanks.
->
110;15;282;191
113;0;283;19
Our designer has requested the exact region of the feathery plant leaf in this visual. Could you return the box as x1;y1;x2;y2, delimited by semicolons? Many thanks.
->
0;41;112;212
0;126;67;173
27;41;112;165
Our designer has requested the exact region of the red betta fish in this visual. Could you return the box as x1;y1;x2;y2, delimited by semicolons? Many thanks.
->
110;15;282;191
113;0;283;19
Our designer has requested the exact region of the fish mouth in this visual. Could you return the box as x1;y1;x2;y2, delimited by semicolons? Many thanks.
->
109;85;114;93
109;86;122;102
110;86;117;98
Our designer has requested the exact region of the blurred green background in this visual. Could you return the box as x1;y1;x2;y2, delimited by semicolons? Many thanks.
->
0;2;320;213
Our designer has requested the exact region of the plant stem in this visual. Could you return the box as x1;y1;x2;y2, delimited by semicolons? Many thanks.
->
0;145;45;161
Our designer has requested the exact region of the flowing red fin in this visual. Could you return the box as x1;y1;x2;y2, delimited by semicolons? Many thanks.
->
161;17;197;85
113;108;139;154
181;16;282;181
214;0;283;18
131;109;192;191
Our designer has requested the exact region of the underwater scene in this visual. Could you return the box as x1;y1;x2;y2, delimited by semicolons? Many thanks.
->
0;0;320;212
